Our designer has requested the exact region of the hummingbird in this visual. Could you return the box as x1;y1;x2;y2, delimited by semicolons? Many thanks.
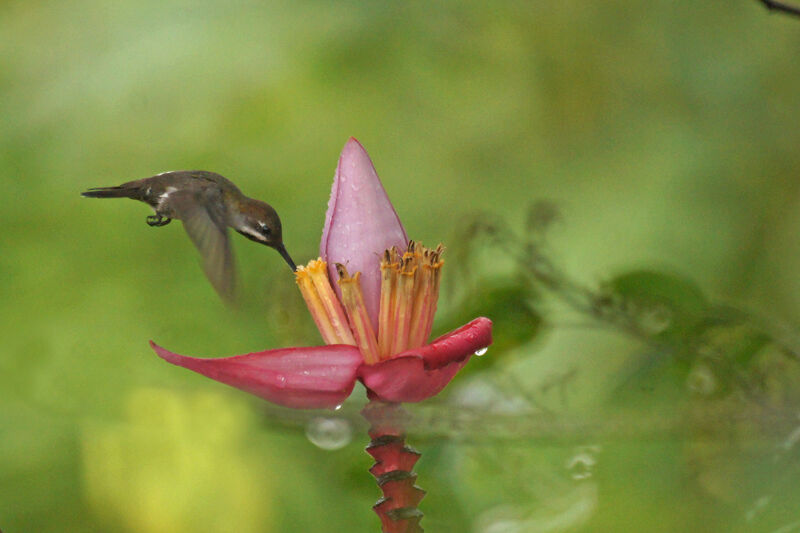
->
82;170;296;302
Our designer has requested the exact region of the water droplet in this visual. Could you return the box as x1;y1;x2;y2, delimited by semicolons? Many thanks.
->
474;347;488;356
566;446;600;480
334;404;343;411
305;417;352;450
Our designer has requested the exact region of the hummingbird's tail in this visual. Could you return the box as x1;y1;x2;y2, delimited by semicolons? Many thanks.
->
81;186;138;199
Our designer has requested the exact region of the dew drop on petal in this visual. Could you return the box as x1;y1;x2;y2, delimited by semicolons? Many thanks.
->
474;347;488;357
305;417;352;450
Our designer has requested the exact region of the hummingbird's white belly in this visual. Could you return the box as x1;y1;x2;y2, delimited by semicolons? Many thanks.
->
157;187;177;204
153;186;178;215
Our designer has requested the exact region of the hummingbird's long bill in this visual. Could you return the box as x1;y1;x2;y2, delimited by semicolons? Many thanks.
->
277;243;297;271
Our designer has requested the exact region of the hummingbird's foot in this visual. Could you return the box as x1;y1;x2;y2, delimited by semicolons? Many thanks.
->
147;215;172;227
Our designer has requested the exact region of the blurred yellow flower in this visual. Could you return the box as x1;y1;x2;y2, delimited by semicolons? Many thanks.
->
81;388;273;533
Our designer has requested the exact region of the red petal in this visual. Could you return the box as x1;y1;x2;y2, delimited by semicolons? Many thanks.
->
151;342;362;409
412;316;493;370
357;317;493;403
321;138;408;330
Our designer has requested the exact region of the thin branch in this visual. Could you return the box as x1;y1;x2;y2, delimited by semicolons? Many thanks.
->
759;0;800;18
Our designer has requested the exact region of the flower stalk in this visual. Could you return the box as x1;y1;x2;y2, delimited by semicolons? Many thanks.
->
363;401;425;533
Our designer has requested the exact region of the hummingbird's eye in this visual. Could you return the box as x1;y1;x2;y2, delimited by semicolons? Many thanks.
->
258;222;271;236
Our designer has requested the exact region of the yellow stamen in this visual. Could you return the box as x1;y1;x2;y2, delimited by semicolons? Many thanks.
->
336;264;381;365
295;244;446;365
405;244;445;348
423;252;444;344
304;259;355;345
378;249;399;359
295;267;341;344
408;262;434;349
390;254;418;355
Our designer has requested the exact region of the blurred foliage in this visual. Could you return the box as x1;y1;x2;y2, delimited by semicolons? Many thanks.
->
3;1;800;532
439;200;800;531
598;269;709;342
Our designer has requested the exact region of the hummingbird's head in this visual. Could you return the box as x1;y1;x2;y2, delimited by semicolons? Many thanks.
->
235;199;297;271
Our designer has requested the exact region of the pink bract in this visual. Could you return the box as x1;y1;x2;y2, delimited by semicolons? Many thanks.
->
321;138;408;331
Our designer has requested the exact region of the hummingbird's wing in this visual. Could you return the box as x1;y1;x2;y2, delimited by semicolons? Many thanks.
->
170;190;236;302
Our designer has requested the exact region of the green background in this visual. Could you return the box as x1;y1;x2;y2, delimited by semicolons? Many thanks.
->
2;2;800;532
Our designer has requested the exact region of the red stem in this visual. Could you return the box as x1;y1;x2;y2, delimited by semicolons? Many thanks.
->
362;401;426;533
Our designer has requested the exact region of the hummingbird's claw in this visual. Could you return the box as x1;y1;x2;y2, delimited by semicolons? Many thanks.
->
147;215;172;227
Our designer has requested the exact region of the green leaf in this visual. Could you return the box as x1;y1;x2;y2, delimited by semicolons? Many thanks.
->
602;269;708;342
